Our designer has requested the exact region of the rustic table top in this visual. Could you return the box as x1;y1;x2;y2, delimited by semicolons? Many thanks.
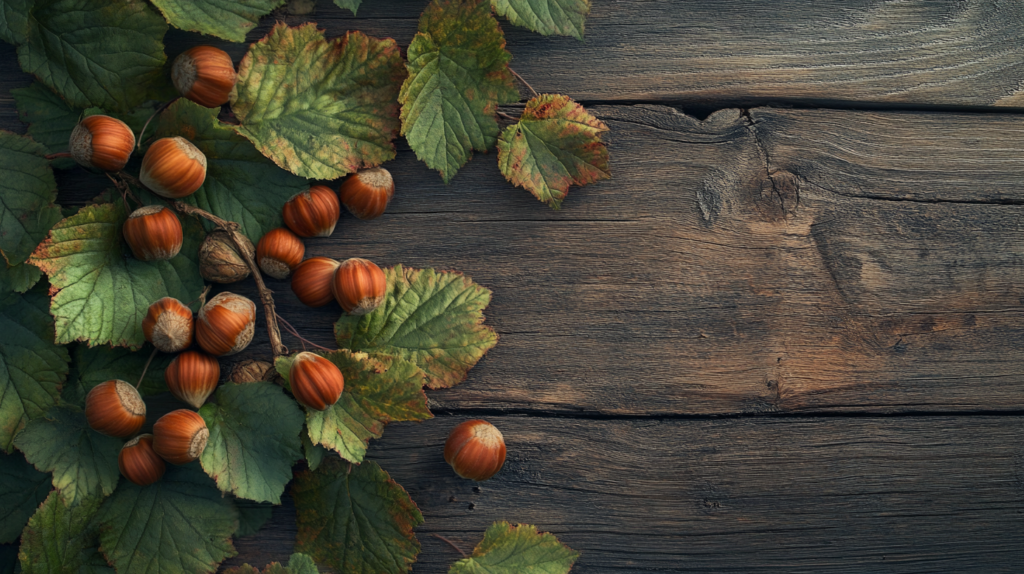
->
2;1;1023;572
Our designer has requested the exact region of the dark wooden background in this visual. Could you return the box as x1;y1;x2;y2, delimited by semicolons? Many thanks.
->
3;0;1024;572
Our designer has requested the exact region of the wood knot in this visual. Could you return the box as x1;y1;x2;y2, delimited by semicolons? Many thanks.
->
756;169;800;222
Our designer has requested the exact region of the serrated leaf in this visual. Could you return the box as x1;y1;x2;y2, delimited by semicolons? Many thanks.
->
498;94;609;209
399;0;519;183
333;0;361;15
96;464;238;574
0;131;61;265
59;344;172;408
199;382;304;503
155;99;308;243
491;0;589;40
17;0;168;112
231;23;405;180
0;262;41;295
334;266;497;389
233;498;273;537
224;554;318;574
150;0;284;43
17;491;103;574
449;522;579;574
300;431;328;471
0;0;30;45
13;406;122;507
29;202;205;349
0;283;69;453
292;459;422;574
0;451;50;544
12;82;82;170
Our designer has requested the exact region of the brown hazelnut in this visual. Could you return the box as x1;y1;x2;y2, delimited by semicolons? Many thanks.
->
199;230;255;284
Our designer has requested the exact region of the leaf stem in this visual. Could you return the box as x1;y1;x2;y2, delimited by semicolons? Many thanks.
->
186;285;211;311
136;347;158;389
509;67;539;99
137;98;177;151
106;172;142;209
276;313;333;352
433;534;468;557
497;111;519;122
45;152;72;160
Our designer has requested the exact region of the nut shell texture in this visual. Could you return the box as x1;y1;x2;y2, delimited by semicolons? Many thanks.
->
291;257;340;307
153;409;209;465
332;258;386;315
283;185;341;237
444;419;506;481
289;352;344;411
165;350;220;409
196;292;256;356
199;230;254;284
119;434;165;486
141;297;193;353
85;380;146;438
123;205;183;262
171;46;237;108
339;168;394;220
140;137;207;199
256;228;304;280
69;115;136;172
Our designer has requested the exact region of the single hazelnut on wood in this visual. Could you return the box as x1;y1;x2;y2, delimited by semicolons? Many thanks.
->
195;292;256;356
199;230;255;284
256;228;304;280
444;419;506;481
165;350;220;409
338;168;394;220
282;185;341;238
229;359;275;384
141;297;193;353
140;136;207;199
171;46;237;108
332;258;386;315
85;380;146;438
123;205;183;262
118;434;165;486
291;257;340;307
69;115;135;172
288;352;344;411
152;409;209;465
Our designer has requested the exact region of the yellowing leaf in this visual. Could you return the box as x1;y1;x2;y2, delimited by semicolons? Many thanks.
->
231;23;406;180
491;0;590;40
17;491;104;574
498;94;609;209
150;0;285;43
449;522;579;574
399;0;519;182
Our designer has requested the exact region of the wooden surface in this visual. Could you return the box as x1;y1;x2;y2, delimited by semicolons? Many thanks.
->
3;0;1024;572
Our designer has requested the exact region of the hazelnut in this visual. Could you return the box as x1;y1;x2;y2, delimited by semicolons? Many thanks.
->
141;297;194;353
229;359;275;384
122;205;183;262
164;350;220;409
256;228;304;280
69;115;135;172
444;420;506;481
288;352;344;411
171;46;237;108
152;409;209;465
199;230;255;284
290;257;340;307
118;434;165;486
195;292;256;356
332;258;386;315
140;136;207;199
282;185;341;238
338;168;394;220
85;380;146;438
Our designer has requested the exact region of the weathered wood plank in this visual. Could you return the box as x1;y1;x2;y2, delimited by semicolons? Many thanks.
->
225;415;1024;573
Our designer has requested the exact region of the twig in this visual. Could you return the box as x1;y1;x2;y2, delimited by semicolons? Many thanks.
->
276;313;332;352
137;98;177;151
509;67;539;99
45;152;72;160
136;348;158;389
106;172;142;209
187;285;212;310
433;534;468;557
497;111;519;121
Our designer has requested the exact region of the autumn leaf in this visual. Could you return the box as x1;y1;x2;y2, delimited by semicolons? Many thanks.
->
17;491;105;574
300;432;328;471
275;350;431;463
491;0;590;40
498;94;609;209
0;450;50;544
223;554;318;574
231;23;406;180
0;131;61;265
16;0;168;111
449;522;579;574
150;0;285;43
0;283;69;453
199;382;305;504
292;459;422;574
335;266;498;389
29;202;205;349
399;0;519;183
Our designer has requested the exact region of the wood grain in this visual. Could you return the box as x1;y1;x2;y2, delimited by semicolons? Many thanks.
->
224;415;1024;573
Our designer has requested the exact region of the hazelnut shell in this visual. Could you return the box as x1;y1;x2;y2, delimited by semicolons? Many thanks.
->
195;292;256;356
444;419;506;481
140;137;207;199
332;258;386;315
256;228;304;280
69;115;136;172
289;352;344;411
171;46;237;108
119;434;166;486
282;185;341;238
291;257;341;307
123;205;183;262
165;350;220;409
199;230;255;284
85;380;146;438
153;409;209;465
338;168;394;220
141;297;194;353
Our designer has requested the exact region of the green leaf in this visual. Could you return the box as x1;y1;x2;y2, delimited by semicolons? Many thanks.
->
300;431;327;471
17;491;104;574
223;554;318;574
0;451;51;544
491;0;589;40
449;522;579;574
150;0;284;43
29;202;205;349
0;0;30;45
334;266;498;389
17;0;169;112
233;498;273;537
333;0;361;15
231;23;406;180
13;406;122;507
497;94;609;209
198;382;304;503
0;262;41;295
275;351;431;463
0;282;69;453
0;131;61;265
96;464;238;574
155;99;308;243
60;344;172;408
292;459;422;574
12;82;81;170
399;0;519;183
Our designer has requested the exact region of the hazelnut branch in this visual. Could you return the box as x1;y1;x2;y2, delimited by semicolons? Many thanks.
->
509;67;539;99
432;534;468;557
275;313;333;352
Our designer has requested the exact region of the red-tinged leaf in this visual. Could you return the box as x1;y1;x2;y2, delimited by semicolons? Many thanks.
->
449;522;580;574
223;554;318;574
498;94;610;209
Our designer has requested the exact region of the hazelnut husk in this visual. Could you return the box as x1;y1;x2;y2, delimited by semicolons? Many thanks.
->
230;360;276;384
199;230;255;284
